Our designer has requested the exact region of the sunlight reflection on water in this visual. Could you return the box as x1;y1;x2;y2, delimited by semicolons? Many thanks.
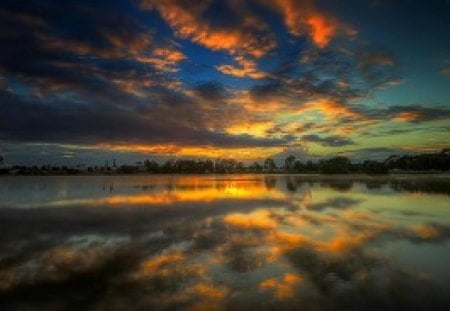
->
0;175;449;310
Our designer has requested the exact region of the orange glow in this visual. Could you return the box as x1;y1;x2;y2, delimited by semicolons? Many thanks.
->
217;56;267;79
131;251;210;287
259;273;302;299
224;210;277;230
141;252;184;271
225;120;274;137
100;143;283;160
51;181;285;208
137;47;186;72
272;0;309;36
102;187;280;206
218;209;389;256
184;283;229;311
311;100;363;120
307;15;337;48
272;231;308;250
412;225;440;239
187;283;228;299
260;278;278;289
323;230;372;252
393;111;424;122
271;0;352;48
152;48;186;63
230;90;293;113
143;0;275;57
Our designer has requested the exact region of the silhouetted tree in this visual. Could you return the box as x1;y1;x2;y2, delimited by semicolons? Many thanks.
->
384;149;450;171
264;158;277;172
248;162;263;172
284;155;296;172
320;157;351;174
292;160;306;173
5;148;450;175
144;159;160;173
362;160;388;174
117;165;139;174
306;160;319;173
215;158;239;173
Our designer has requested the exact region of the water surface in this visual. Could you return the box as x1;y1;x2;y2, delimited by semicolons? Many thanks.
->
0;175;449;310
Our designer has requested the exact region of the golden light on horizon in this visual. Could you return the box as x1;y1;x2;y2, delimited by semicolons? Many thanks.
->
99;143;283;160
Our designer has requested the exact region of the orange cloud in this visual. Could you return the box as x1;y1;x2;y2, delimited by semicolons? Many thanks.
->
142;0;275;57
230;90;294;113
139;47;186;72
225;120;274;137
269;0;355;48
393;111;424;122
100;143;283;160
38;32;185;73
80;184;284;207
38;176;291;208
217;56;267;79
322;229;373;252
184;283;229;311
307;15;337;48
139;252;185;277
411;224;440;239
224;210;278;230
187;283;228;299
304;99;366;121
259;273;302;299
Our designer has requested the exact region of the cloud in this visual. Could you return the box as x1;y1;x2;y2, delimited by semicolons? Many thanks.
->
1;175;450;309
247;45;401;124
216;56;267;79
0;87;293;149
377;105;450;123
0;0;187;98
357;50;401;88
302;134;356;147
224;210;277;230
141;0;276;58
0;0;292;153
142;47;187;72
141;0;278;81
268;0;356;48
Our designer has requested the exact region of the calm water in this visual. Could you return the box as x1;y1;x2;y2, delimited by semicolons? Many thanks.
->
0;175;449;311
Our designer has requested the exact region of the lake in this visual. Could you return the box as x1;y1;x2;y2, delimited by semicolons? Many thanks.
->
0;175;449;310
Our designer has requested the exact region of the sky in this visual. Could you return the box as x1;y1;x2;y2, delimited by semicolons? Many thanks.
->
1;0;450;165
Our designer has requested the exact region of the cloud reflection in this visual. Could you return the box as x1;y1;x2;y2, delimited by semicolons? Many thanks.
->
0;175;449;310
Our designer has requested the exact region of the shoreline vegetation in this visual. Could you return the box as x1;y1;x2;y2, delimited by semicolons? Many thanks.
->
1;149;449;176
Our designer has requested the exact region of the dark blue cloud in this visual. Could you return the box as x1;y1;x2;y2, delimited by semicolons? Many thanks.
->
302;134;356;147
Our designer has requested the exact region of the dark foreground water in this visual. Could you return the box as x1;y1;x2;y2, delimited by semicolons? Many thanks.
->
0;175;449;311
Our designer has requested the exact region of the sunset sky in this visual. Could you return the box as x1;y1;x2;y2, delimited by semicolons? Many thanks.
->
1;0;450;165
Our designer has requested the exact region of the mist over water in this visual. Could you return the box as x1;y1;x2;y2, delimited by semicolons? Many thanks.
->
0;175;449;310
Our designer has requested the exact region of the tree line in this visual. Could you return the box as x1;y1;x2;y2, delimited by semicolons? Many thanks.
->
136;148;450;174
2;149;449;175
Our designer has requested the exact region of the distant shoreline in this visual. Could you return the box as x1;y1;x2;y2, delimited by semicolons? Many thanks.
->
1;172;450;178
1;149;449;176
